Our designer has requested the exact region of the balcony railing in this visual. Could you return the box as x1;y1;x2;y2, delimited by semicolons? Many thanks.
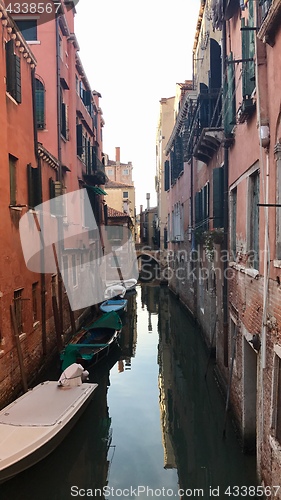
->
183;89;222;161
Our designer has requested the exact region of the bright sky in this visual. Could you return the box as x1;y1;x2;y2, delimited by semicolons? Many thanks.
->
74;0;201;210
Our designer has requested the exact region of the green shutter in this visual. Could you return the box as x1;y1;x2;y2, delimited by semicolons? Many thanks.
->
164;160;170;191
76;124;83;157
15;55;21;104
6;41;21;104
61;103;66;138
35;80;45;129
213;167;224;228
27;163;34;208
223;52;236;136
27;164;42;208
241;15;255;98
195;192;200;226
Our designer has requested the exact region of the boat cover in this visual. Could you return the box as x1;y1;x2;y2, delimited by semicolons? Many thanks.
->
85;311;122;331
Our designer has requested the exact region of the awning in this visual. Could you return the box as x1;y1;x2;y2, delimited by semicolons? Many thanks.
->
85;185;107;195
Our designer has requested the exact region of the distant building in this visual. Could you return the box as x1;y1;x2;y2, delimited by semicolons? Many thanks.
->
104;147;136;236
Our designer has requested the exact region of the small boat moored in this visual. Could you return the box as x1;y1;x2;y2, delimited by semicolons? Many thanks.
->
104;284;126;299
100;298;128;315
60;311;123;371
0;374;97;483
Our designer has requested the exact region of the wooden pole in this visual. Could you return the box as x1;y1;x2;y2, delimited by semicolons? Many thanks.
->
52;295;63;351
68;298;76;337
10;304;28;393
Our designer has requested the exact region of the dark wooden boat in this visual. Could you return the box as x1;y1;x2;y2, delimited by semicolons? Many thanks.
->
61;311;122;371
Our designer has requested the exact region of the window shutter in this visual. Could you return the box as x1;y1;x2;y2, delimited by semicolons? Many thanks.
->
213;167;224;228
15;55;21;104
6;40;21;103
65;104;69;140
84;90;92;107
76;124;83;157
35;79;45;129
223;52;236;136
202;184;209;230
104;204;108;225
27;163;34;208
87;140;91;173
61;102;66;138
27;164;42;208
164;160;170;191
195;192;201;226
241;17;255;98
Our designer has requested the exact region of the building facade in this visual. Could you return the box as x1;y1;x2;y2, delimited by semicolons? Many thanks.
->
161;0;281;492
0;1;107;407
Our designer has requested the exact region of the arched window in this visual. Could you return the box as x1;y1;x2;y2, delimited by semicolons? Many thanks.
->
35;78;45;129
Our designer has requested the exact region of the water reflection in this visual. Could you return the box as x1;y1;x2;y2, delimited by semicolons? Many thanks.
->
0;285;257;499
158;286;258;497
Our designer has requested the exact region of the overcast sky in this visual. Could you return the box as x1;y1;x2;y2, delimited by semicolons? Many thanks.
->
75;0;200;210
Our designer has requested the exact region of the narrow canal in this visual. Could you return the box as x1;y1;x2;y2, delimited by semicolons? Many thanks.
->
0;284;258;500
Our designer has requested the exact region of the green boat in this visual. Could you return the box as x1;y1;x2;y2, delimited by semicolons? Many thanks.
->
61;311;122;371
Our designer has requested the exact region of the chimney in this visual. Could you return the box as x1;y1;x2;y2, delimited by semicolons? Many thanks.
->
115;147;120;163
146;193;150;210
140;205;143;214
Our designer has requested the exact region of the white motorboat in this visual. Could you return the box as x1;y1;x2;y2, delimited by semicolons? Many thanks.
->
106;278;137;293
104;284;126;299
0;377;97;483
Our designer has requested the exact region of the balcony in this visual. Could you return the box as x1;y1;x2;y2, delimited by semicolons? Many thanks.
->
237;97;256;124
184;89;222;162
258;0;281;46
193;128;224;163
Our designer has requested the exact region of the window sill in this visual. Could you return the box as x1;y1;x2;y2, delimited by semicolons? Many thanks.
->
229;262;259;279
9;205;24;212
27;40;41;45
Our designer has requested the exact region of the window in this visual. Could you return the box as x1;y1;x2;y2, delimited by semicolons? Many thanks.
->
123;169;129;175
213;167;224;228
61;97;69;140
76;123;83;157
6;40;21;103
14;289;23;333
123;191;129;199
15;19;37;41
164;160;170;191
248;170;259;270
27;163;42;208
106;225;123;241
107;169;113;176
35;78;45;129
9;155;17;206
32;282;38;323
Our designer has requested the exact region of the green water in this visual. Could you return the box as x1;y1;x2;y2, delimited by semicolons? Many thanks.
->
0;285;257;499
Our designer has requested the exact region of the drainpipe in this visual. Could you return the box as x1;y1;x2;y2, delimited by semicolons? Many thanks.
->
222;3;229;368
56;16;64;337
31;67;47;356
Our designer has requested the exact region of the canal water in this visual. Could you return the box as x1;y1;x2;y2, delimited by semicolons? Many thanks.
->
0;284;257;500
